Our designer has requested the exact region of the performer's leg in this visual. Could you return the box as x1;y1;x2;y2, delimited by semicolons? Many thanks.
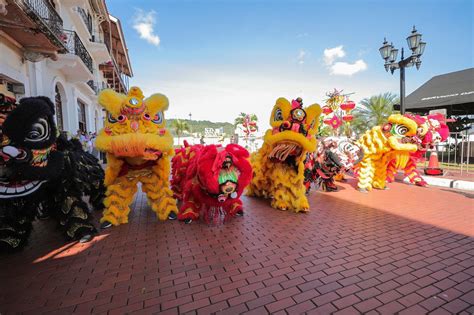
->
101;176;138;226
357;159;375;191
141;158;178;221
0;202;35;252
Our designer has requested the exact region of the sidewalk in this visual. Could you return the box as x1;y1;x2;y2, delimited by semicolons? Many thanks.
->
395;169;474;191
0;181;473;314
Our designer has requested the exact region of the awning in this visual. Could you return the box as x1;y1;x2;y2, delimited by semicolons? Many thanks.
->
405;68;474;114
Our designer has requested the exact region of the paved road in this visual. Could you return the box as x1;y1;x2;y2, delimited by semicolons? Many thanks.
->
0;179;473;314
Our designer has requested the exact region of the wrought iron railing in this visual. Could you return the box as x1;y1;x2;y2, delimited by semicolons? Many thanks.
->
77;7;93;35
86;80;96;92
86;80;110;94
23;0;64;39
61;30;93;73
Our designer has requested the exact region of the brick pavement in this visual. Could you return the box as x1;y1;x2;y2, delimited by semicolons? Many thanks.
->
0;179;473;314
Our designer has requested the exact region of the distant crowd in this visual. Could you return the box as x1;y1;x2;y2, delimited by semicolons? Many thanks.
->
75;130;102;160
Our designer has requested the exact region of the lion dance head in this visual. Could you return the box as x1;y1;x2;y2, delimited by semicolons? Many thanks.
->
385;113;450;186
356;114;420;191
96;87;178;227
95;86;173;163
247;97;322;212
172;142;252;225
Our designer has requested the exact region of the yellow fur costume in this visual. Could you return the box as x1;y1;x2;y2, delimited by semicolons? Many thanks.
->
246;97;321;212
95;87;178;226
356;114;418;191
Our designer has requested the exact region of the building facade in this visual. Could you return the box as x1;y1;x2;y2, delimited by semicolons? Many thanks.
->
0;0;132;135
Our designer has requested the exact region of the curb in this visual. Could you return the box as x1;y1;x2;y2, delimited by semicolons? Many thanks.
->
396;174;474;191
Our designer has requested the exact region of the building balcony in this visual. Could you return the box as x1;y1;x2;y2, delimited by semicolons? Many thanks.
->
88;33;110;64
69;6;110;64
48;30;94;82
0;0;67;59
84;80;110;95
99;55;128;94
77;7;93;36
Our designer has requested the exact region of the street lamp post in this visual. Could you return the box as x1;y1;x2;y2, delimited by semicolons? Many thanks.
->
189;113;192;121
379;26;426;114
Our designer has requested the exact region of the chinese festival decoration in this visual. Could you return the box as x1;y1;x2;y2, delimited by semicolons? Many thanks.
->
321;89;357;137
234;112;258;147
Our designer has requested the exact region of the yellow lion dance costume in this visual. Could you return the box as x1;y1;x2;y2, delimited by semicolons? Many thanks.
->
247;97;321;212
95;87;178;228
356;114;419;192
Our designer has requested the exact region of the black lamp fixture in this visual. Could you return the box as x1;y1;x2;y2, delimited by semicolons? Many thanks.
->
379;26;426;114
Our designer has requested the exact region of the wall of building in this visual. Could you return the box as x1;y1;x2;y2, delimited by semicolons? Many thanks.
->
0;0;115;136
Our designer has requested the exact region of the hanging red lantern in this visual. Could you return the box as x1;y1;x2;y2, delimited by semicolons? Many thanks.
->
343;115;353;122
340;101;356;112
323;118;332;125
322;106;333;115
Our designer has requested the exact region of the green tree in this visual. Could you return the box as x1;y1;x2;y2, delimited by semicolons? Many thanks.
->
172;119;190;144
352;92;399;136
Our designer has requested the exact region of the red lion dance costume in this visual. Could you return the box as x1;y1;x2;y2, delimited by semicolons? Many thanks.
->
386;113;449;186
171;142;252;224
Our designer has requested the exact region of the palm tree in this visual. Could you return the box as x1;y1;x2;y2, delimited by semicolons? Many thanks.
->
352;92;399;136
172;119;190;145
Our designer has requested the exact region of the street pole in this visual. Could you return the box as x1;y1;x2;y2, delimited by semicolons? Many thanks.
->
400;48;406;114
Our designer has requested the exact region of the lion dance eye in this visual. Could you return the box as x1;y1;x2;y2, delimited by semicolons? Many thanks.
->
291;108;306;122
394;124;409;136
274;108;283;121
152;112;163;124
117;115;127;123
107;113;117;123
25;118;50;143
143;113;151;121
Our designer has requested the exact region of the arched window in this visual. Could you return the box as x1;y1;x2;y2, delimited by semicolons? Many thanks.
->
54;85;64;131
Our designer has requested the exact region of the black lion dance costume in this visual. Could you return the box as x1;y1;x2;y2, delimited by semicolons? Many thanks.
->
0;97;104;252
304;137;364;192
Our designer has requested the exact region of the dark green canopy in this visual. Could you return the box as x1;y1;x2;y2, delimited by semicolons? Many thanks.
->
405;68;474;115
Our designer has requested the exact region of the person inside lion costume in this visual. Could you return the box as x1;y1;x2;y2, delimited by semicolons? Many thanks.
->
386;113;449;186
171;142;252;225
356;114;420;192
0;96;104;251
95;87;178;228
246;97;321;212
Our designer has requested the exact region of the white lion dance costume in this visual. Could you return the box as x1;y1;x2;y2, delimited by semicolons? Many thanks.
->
95;87;178;228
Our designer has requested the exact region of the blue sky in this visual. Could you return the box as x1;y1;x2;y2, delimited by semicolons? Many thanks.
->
107;0;473;124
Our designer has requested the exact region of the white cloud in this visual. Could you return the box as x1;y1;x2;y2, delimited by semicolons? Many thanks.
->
132;9;160;46
329;60;368;76
323;45;345;65
297;50;306;65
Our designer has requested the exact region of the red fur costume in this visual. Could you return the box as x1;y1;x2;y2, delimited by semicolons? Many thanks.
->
171;142;252;224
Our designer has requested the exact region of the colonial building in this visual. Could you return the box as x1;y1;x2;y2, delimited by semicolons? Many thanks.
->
0;0;132;135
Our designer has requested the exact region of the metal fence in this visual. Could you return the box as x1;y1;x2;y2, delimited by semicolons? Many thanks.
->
24;0;64;39
426;130;473;175
61;30;93;74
